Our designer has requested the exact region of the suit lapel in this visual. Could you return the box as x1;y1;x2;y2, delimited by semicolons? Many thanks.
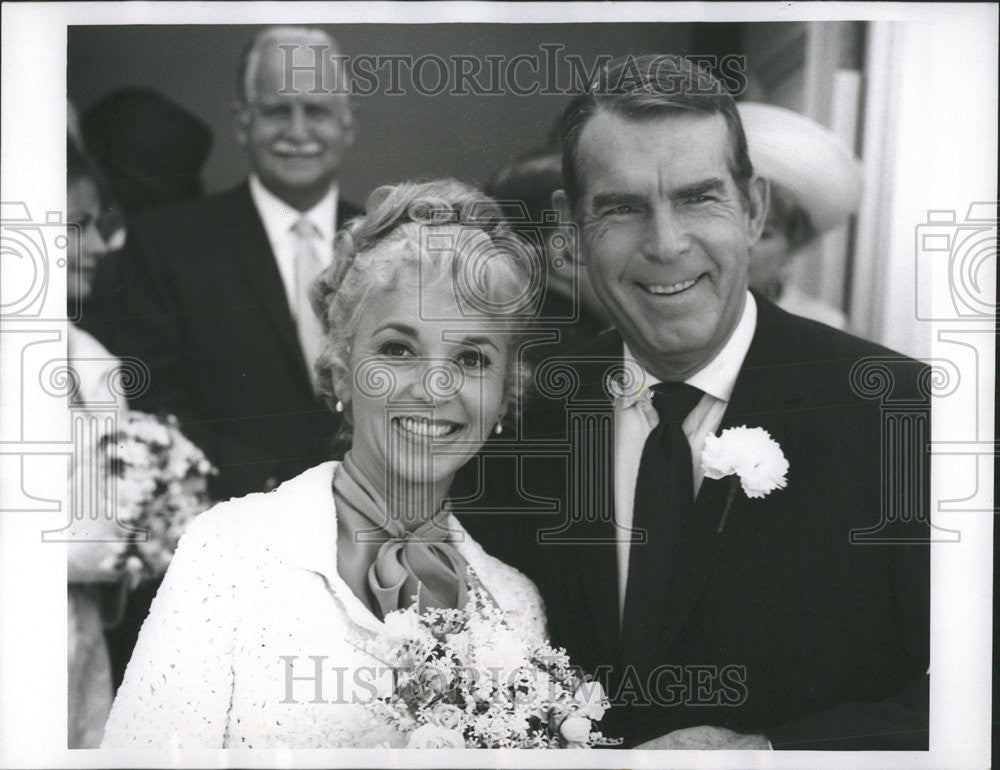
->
225;184;313;385
560;331;625;666
658;296;805;651
336;198;363;228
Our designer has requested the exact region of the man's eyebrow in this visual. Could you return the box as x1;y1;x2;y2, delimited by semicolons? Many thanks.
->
590;191;646;211
671;178;727;199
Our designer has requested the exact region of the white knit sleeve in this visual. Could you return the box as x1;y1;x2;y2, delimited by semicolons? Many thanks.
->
101;502;243;748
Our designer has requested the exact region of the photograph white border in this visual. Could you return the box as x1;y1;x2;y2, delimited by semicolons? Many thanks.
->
1;3;995;768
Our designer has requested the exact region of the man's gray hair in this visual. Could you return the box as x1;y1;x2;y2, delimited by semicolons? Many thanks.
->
236;25;345;103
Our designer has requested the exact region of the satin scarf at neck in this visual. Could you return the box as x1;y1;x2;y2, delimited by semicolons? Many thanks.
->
332;453;470;620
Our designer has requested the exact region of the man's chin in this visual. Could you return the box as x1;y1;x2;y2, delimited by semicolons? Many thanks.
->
624;323;724;376
256;171;337;208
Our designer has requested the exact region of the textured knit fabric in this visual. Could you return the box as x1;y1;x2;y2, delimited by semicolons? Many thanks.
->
101;461;547;748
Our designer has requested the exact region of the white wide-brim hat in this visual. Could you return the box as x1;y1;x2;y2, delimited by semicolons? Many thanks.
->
737;102;863;235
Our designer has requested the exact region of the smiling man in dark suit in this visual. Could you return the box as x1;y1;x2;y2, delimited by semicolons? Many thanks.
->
89;26;361;501
457;54;929;750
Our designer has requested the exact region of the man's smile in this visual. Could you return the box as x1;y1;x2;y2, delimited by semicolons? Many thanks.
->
636;275;704;297
270;140;325;158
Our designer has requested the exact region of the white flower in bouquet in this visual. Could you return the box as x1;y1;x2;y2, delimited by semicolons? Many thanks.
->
406;723;465;748
128;416;171;447
382;606;427;645
473;627;529;680
115;438;153;469
508;667;553;709
572;680;609;721
398;663;451;707
559;714;592;744
362;572;620;749
428;703;464;730
444;628;471;655
99;411;216;585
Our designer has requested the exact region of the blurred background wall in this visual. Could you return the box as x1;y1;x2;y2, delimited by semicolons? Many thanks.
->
69;23;698;202
67;20;998;358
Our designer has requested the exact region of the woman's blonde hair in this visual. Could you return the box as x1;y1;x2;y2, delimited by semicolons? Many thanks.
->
310;178;539;446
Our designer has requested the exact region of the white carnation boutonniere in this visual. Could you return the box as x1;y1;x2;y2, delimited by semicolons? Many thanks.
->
700;426;789;533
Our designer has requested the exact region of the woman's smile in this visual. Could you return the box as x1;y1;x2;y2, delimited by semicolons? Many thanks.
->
392;415;463;439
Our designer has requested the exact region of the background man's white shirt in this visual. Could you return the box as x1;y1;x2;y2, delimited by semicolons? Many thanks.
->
248;174;338;320
615;292;757;620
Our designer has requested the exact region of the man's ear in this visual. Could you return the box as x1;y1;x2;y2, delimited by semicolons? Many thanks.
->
745;175;770;246
232;100;251;147
339;98;357;150
552;189;586;265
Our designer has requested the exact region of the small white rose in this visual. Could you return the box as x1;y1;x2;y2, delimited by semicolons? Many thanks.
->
559;715;592;744
573;680;608;721
406;723;465;748
428;703;464;730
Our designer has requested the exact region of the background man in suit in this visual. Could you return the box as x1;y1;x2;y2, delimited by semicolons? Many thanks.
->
87;26;361;503
457;54;929;750
84;26;361;688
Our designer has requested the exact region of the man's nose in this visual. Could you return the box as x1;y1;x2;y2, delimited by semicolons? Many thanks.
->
81;223;109;262
642;205;688;262
284;104;310;139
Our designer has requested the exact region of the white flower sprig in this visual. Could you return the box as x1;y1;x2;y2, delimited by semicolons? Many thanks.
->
97;412;217;586
364;571;619;749
700;426;789;533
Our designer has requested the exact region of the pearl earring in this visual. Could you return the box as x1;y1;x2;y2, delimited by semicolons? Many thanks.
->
335;400;344;413
494;422;503;435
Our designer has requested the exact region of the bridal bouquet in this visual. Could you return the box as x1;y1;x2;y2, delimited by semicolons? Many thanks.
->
366;574;619;749
97;412;216;587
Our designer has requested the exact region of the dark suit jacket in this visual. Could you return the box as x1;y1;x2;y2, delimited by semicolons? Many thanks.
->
82;183;362;501
456;296;930;750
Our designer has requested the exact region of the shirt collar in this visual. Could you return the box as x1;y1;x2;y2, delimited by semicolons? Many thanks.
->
616;291;757;408
248;174;338;245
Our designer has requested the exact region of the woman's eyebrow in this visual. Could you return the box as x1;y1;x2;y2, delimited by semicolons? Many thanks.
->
371;322;418;337
455;335;499;351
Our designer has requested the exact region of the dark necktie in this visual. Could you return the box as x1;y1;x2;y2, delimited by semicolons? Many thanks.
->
621;381;703;662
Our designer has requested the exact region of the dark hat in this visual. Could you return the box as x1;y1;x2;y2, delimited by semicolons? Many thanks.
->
82;87;213;214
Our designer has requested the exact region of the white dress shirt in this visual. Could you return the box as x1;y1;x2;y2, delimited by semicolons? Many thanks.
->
248;175;338;321
615;292;758;618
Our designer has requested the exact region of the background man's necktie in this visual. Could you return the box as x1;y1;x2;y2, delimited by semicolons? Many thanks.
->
291;217;325;390
621;381;703;662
